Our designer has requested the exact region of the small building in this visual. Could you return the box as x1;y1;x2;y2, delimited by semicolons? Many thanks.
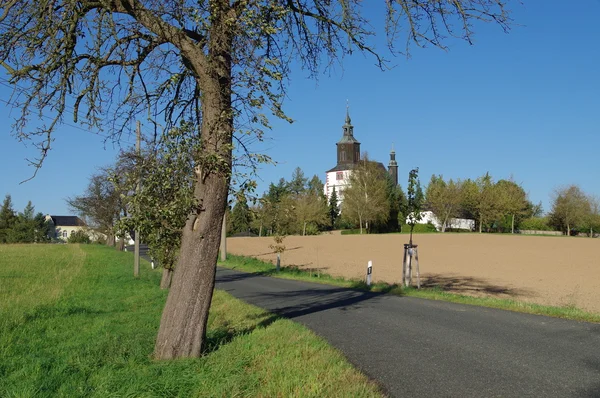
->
406;211;475;232
45;215;88;241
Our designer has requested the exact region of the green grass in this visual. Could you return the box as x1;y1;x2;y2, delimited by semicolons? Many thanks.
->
0;244;382;397
219;254;600;324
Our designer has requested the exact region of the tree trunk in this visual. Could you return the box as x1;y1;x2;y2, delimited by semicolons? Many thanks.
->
479;215;483;233
359;215;363;234
303;221;306;236
511;214;515;234
160;268;173;290
154;18;233;359
567;224;570;236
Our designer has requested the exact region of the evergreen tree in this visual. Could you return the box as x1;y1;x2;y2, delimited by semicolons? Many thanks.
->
0;194;16;243
328;187;340;229
231;193;252;235
9;201;37;243
288;167;308;195
308;175;325;197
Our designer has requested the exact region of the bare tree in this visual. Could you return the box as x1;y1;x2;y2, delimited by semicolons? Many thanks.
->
0;0;513;359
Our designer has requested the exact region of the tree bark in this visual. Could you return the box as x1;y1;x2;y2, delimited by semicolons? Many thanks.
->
160;268;173;289
154;7;233;358
511;214;515;234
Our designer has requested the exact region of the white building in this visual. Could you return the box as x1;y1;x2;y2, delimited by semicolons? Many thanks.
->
406;211;475;232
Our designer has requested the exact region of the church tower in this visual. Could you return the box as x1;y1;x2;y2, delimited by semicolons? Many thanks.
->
388;144;398;186
324;107;361;203
336;108;361;167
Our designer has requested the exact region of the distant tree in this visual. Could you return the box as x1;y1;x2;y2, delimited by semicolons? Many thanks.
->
295;192;328;235
473;173;503;233
67;169;125;247
496;178;528;233
0;194;16;243
33;213;52;243
8;202;50;243
288;167;308;196
8;202;35;243
549;185;590;236
342;155;390;234
425;175;463;232
231;193;252;235
581;195;600;237
328;187;340;229
308;175;325;198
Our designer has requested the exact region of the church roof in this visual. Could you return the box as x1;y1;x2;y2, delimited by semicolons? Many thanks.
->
326;164;354;173
337;135;360;144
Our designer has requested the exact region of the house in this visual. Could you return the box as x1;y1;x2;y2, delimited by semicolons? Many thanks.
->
45;215;89;241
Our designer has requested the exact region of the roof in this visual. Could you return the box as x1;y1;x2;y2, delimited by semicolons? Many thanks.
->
50;216;86;227
327;161;387;174
337;135;360;144
326;164;355;173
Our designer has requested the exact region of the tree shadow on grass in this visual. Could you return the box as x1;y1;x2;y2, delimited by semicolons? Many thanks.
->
420;273;534;298
202;312;280;355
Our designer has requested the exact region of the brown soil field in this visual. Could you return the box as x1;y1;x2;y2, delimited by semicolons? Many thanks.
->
227;233;600;314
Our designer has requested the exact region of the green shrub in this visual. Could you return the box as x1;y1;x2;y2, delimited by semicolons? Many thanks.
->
67;230;91;244
402;222;438;233
519;217;552;231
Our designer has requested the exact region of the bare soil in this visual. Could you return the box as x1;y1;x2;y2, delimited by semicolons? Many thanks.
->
227;233;600;314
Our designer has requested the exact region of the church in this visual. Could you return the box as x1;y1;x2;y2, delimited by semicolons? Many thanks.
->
324;109;398;206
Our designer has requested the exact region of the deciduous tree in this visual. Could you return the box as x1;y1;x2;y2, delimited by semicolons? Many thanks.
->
0;0;513;359
549;185;590;236
425;175;463;232
343;155;390;234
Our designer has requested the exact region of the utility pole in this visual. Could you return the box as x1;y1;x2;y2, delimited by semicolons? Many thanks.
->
134;121;141;278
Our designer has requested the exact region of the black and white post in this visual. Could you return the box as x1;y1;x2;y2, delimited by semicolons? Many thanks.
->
366;260;373;287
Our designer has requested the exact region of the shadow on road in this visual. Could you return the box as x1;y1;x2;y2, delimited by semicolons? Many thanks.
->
256;287;385;319
421;273;534;298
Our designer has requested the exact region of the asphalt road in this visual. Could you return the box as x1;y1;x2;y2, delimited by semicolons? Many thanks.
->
215;267;600;397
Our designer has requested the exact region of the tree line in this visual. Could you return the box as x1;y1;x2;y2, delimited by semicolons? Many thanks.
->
0;195;52;243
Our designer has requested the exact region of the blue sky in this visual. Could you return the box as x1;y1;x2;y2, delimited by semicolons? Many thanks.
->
1;1;599;216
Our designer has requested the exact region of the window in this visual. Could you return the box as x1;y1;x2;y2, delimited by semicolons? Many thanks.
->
336;172;344;181
62;230;67;238
341;151;346;161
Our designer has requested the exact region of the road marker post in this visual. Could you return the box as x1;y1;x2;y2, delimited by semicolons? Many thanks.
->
366;260;373;286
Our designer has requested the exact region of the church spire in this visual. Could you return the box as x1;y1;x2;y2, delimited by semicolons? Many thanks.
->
345;100;351;126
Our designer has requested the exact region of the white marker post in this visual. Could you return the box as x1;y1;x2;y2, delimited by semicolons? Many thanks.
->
366;260;373;287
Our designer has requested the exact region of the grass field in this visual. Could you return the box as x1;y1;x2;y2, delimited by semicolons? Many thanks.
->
0;244;382;397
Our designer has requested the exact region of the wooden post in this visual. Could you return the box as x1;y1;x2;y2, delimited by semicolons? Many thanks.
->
220;212;227;262
134;121;141;278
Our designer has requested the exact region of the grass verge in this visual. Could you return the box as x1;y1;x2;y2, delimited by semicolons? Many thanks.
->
219;254;600;324
0;244;382;397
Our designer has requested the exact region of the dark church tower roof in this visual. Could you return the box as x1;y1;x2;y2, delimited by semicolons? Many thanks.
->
327;107;361;172
337;107;360;144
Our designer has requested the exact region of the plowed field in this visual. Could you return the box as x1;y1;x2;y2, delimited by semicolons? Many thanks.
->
227;233;600;314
